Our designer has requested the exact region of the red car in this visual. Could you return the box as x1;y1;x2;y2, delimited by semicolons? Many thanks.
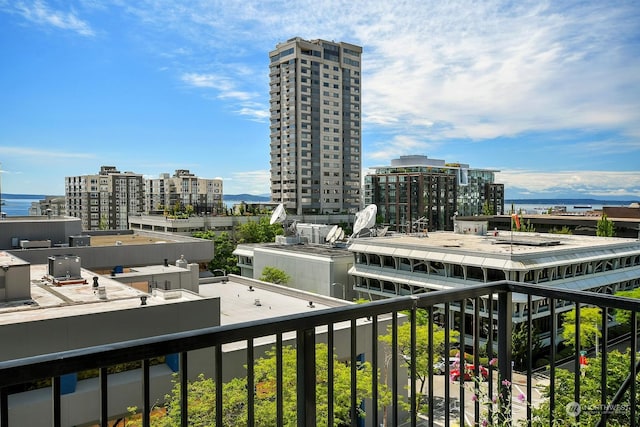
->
450;364;489;381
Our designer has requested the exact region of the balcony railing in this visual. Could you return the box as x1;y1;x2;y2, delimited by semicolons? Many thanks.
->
0;280;638;426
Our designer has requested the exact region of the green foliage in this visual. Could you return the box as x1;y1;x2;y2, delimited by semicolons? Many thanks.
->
613;287;640;326
192;231;239;275
596;213;615;237
259;266;290;284
151;344;380;426
236;217;284;244
511;322;542;370
482;200;495;215
549;226;573;234
379;315;459;397
562;307;602;349
530;349;640;426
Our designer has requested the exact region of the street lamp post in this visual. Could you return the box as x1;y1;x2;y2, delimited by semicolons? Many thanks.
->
332;282;345;300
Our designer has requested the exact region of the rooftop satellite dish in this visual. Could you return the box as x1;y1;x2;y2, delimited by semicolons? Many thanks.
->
336;228;345;241
353;204;377;237
270;203;287;225
325;225;339;243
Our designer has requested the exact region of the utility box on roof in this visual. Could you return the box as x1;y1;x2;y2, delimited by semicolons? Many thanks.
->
48;255;81;280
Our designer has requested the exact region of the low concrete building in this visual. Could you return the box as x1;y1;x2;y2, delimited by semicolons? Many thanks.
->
0;252;220;427
234;243;355;300
348;230;640;345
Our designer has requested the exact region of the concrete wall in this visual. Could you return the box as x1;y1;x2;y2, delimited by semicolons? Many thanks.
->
253;248;354;299
0;217;82;249
2;296;220;426
7;239;214;270
0;297;220;362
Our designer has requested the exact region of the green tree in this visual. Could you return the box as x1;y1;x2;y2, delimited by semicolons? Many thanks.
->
153;344;379;426
193;231;239;275
99;213;109;230
482;200;495;215
596;213;615;237
379;314;459;396
613;287;640;327
185;204;194;217
259;266;290;284
511;322;542;370
236;217;284;243
530;349;640;426
562;307;602;349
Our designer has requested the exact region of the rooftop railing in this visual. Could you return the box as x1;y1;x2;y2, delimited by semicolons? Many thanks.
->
0;280;638;426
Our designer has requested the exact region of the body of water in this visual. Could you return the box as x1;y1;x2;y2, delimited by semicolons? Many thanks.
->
1;197;42;216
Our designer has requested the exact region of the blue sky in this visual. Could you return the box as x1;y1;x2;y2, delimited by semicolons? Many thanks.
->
1;1;639;199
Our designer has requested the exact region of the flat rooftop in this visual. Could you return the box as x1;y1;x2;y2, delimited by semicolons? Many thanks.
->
351;231;640;258
0;263;206;326
199;280;347;325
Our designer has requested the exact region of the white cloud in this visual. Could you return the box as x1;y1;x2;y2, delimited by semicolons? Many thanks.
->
85;1;639;150
6;0;95;36
496;170;640;198
224;170;270;195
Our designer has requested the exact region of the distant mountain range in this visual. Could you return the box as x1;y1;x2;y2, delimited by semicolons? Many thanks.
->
224;194;271;202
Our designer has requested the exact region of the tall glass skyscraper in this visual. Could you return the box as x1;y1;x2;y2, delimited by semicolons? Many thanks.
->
269;38;362;215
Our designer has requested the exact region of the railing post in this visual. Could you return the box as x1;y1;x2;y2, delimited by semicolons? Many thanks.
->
498;291;512;423
297;328;316;427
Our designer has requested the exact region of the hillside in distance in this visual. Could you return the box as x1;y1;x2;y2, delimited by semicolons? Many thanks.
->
224;194;270;202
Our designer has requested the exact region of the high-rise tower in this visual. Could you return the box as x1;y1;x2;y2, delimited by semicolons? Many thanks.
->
269;38;362;215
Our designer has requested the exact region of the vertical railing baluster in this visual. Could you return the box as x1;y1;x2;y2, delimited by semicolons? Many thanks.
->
392;311;398;427
180;352;188;427
601;307;608;417
410;300;417;427
247;338;254;426
444;302;450;427
99;367;108;427
0;386;8;427
350;318;357;427
630;311;637;427
327;324;334;427
427;305;434;427
371;315;379;427
297;328;316;427
574;304;581;424
549;298;556;424
526;294;533;427
52;375;61;427
497;291;512;423
215;345;223;427
142;359;150;427
276;334;283;427
459;299;466;427
473;297;480;424
488;293;494;424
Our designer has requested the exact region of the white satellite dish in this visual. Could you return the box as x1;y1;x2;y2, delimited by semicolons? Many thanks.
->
269;203;287;225
353;204;377;236
336;228;345;240
325;225;339;243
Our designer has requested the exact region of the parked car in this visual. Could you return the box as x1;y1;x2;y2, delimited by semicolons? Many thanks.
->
449;363;488;381
433;357;460;375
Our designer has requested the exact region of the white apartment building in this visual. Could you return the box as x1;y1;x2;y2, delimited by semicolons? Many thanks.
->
65;166;144;231
145;169;223;215
269;37;363;215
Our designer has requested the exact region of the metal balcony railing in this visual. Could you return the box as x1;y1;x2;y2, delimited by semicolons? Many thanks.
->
0;280;638;426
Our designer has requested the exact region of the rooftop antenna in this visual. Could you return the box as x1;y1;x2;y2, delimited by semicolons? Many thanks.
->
325;224;339;244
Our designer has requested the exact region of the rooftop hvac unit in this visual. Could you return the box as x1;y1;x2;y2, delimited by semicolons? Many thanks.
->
48;255;82;280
